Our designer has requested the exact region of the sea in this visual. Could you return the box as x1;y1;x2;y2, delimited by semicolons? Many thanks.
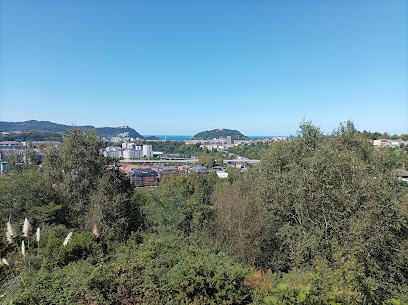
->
144;135;287;141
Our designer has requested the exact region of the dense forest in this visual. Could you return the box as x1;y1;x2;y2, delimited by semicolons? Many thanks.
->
1;122;407;304
0;120;94;132
0;131;64;142
0;120;143;139
192;129;249;140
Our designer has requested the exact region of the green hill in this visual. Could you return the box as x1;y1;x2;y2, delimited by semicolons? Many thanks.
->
0;120;144;139
192;129;249;140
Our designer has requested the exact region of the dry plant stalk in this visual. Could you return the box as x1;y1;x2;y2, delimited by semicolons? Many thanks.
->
21;240;26;256
92;222;100;238
36;227;41;242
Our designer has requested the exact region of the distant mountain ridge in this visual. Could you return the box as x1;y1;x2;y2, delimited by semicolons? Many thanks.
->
0;120;144;139
192;128;249;140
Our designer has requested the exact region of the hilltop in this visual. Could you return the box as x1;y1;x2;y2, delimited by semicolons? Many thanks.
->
0;120;144;139
192;128;249;140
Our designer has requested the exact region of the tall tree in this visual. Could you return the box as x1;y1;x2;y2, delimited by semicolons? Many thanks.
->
41;128;136;240
211;121;408;298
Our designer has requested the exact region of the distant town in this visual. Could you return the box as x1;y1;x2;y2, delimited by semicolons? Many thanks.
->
0;130;288;186
1;121;408;186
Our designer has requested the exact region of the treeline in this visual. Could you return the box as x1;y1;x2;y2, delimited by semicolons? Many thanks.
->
1;122;408;304
228;132;408;162
228;142;270;159
361;130;408;140
0;131;63;142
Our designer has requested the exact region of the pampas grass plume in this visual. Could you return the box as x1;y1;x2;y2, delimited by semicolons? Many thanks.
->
6;221;15;244
22;218;31;237
7;221;16;237
36;227;41;242
63;232;73;247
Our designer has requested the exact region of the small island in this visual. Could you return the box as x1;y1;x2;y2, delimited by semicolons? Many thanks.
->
192;128;249;140
144;136;161;140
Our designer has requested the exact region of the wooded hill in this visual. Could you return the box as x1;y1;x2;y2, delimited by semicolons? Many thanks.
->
192;128;249;140
0;120;144;139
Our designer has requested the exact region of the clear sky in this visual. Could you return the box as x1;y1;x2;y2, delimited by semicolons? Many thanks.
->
1;0;407;136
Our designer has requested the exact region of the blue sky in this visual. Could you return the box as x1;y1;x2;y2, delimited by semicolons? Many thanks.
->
1;0;407;136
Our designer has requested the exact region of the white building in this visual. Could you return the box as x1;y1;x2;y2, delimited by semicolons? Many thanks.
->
102;144;152;159
143;144;153;158
103;146;121;159
216;170;228;179
122;149;143;159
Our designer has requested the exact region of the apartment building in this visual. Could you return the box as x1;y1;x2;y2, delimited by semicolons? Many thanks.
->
102;144;153;159
130;168;158;186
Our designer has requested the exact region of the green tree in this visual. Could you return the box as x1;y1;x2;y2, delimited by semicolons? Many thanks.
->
400;134;408;141
206;175;268;266
211;121;408;300
199;155;214;168
40;128;136;240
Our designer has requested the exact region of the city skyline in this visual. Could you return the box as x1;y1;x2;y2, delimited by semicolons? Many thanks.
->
1;0;407;135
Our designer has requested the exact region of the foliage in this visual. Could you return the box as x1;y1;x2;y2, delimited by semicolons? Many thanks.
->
193;129;249;140
199;155;215;168
211;120;408;300
0;120;143;139
204;176;268;266
228;142;270;159
0;120;78;132
360;130;407;141
249;259;408;305
381;147;408;169
3;231;250;305
141;173;217;234
145;136;160;140
40;128;136;240
0;131;63;142
166;247;250;304
0;169;61;248
2;120;408;304
97;126;143;139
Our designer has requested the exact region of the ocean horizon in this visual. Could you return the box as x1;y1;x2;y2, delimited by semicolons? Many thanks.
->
143;135;288;141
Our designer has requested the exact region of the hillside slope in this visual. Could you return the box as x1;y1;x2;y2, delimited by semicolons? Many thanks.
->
0;120;143;139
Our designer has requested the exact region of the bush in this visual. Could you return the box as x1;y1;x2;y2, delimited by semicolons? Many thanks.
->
166;249;250;304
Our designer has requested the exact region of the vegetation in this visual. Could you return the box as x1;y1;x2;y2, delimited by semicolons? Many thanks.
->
0;120;143;139
192;128;249;140
0;130;63;142
208;121;408;302
360;130;408;141
381;146;408;169
1;122;408;304
0;120;93;132
97;126;143;139
144;136;161;140
228;142;270;159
